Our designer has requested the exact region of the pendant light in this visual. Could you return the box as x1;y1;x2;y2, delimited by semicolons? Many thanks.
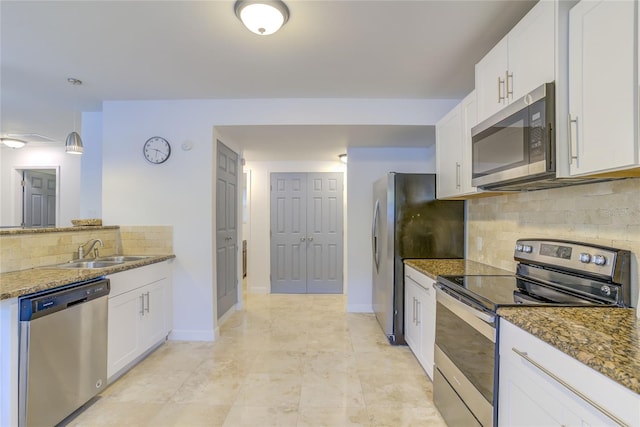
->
235;0;289;35
65;131;83;154
65;108;83;154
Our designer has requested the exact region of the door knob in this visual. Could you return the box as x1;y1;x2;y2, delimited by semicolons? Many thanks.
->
300;237;306;242
308;237;313;242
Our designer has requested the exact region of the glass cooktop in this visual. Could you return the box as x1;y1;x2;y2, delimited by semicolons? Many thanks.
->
437;274;609;311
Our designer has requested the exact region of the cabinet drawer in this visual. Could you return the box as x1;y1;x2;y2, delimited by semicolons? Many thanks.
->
108;262;169;297
404;265;435;293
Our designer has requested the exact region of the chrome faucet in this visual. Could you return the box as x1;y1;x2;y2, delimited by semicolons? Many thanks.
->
78;239;104;259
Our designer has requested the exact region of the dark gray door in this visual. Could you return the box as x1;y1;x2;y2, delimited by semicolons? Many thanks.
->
216;141;238;318
23;170;56;227
270;172;344;294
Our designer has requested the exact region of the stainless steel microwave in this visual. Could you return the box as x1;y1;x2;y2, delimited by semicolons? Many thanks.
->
471;82;555;190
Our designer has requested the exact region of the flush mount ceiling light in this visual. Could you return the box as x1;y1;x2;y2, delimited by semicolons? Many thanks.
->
1;137;27;148
338;153;347;164
234;0;289;35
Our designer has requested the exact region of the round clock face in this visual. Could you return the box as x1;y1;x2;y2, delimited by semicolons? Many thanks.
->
143;137;171;164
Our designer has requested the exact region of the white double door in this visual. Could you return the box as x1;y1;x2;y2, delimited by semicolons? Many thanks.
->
270;172;343;294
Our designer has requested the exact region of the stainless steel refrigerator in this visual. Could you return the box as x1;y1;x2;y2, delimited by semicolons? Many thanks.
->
371;173;464;345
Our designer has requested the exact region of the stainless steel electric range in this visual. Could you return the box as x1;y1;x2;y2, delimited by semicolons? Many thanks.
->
433;239;632;427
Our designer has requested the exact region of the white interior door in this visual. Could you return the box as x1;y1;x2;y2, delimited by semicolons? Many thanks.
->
270;172;344;294
23;170;56;227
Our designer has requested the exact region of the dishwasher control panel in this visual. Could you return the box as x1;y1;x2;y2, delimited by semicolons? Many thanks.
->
19;278;110;321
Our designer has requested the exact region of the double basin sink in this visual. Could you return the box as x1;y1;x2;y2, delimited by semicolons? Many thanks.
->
54;255;152;269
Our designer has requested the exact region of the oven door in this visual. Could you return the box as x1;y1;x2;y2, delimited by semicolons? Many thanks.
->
434;285;496;427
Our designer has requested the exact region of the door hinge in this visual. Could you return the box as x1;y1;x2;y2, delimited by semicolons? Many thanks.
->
20;180;25;187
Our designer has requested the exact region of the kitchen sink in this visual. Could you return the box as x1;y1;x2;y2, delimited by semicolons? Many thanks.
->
55;260;124;269
95;255;152;262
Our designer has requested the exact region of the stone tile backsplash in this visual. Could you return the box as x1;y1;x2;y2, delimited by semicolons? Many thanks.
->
0;225;173;273
467;177;640;308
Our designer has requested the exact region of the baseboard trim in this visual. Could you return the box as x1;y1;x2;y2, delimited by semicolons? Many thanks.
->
347;303;374;313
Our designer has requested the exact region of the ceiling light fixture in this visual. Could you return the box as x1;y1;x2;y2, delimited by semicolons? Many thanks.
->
1;138;27;148
234;0;289;35
65;131;84;154
338;153;347;164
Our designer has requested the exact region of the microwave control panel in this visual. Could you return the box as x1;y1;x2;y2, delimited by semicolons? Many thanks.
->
528;98;547;163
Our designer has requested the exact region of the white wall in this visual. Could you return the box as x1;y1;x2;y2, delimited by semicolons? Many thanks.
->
244;160;346;294
0;144;81;227
346;146;436;312
100;98;455;340
80;112;103;218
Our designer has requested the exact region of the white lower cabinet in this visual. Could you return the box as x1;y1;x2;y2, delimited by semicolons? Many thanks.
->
404;265;436;380
499;319;639;427
107;261;172;381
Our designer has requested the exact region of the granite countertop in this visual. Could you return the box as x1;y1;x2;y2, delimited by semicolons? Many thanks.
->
499;306;640;395
0;255;175;300
404;258;512;280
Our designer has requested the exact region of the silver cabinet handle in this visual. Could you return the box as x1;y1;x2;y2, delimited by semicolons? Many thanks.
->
506;71;513;99
413;297;417;324
455;162;461;189
140;294;145;316
415;300;421;326
144;291;150;314
568;113;579;164
300;237;306;242
512;347;629;427
498;76;505;103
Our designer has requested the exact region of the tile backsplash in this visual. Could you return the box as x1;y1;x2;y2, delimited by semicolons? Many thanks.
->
0;225;173;273
467;178;639;309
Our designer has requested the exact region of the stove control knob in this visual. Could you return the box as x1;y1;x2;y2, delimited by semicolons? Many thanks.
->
593;255;607;266
600;285;611;297
579;253;592;263
515;244;524;252
523;245;533;253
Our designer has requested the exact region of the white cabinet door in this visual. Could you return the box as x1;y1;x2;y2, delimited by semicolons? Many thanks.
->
404;265;436;380
436;102;463;198
107;290;143;379
141;278;168;350
436;91;480;199
476;0;555;123
499;319;639;427
418;278;435;381
568;0;637;176
507;0;555;102
404;277;420;353
475;37;509;122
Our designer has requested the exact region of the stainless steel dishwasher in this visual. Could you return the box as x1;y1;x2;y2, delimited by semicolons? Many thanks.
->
18;278;110;427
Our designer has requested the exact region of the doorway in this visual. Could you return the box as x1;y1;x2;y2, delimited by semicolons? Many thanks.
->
23;169;57;227
270;172;344;294
216;141;239;319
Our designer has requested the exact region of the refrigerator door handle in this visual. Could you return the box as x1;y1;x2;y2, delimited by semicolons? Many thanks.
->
372;199;380;273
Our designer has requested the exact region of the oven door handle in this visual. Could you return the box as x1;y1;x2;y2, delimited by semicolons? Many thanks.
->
435;284;496;343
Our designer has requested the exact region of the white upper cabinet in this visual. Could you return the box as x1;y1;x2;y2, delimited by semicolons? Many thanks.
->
476;0;555;123
568;0;638;176
436;91;480;199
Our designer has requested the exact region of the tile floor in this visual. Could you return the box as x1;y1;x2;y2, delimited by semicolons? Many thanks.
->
66;294;447;426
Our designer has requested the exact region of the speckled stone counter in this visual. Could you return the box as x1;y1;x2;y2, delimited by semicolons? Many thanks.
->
404;258;512;281
498;307;640;395
0;255;175;300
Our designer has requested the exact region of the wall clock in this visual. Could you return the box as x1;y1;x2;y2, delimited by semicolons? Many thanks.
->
143;136;171;164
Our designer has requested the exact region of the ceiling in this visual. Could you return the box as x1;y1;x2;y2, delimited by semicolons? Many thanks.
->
0;0;536;161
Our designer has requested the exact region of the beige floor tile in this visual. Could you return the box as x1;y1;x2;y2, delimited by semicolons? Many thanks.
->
222;405;299;427
64;400;165;427
148;403;231;427
234;373;303;407
297;406;370;427
71;294;445;426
